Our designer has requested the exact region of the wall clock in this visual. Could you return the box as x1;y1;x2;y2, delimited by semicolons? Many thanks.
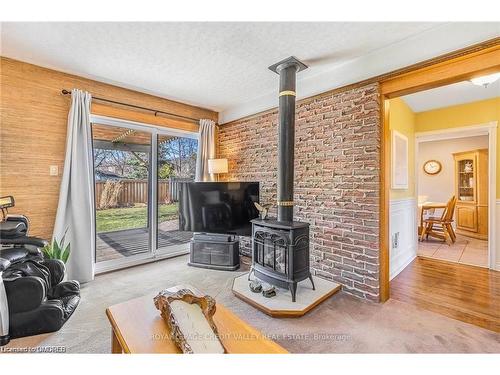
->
423;160;442;175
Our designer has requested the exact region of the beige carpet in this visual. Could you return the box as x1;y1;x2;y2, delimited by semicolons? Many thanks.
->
5;255;500;353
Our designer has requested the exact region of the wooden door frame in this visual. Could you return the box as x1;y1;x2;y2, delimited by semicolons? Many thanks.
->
378;40;500;302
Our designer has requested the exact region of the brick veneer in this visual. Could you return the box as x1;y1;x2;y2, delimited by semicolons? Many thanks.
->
218;83;381;301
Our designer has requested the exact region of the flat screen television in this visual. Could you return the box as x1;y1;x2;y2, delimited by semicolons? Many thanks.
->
178;182;259;236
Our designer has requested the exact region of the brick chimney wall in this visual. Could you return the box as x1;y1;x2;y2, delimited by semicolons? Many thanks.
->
218;82;381;301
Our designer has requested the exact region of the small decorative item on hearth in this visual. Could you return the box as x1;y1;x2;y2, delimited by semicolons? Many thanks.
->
262;285;276;298
254;202;272;220
248;278;277;298
249;280;263;293
154;288;226;354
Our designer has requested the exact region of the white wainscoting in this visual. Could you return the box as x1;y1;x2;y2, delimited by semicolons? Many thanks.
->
389;198;417;280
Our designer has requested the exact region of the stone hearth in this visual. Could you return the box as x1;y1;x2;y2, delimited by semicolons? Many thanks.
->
232;273;340;317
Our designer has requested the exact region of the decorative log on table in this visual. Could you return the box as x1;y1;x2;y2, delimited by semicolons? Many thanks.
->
154;288;225;354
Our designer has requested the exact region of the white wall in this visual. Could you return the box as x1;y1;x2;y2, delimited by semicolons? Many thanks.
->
389;198;417;280
417;135;489;204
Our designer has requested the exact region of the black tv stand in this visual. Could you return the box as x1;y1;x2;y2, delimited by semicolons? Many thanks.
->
188;233;240;271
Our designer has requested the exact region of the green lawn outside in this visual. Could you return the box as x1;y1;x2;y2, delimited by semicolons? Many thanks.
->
96;204;178;233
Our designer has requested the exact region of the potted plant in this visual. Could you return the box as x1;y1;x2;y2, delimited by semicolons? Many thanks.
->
43;230;71;264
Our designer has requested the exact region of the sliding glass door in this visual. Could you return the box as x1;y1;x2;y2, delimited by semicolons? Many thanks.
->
92;123;152;265
91;116;197;272
155;134;197;256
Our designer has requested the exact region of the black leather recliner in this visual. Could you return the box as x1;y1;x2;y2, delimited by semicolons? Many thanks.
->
0;218;81;345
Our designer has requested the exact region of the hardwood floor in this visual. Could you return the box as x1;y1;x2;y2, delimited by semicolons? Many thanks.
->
390;257;500;333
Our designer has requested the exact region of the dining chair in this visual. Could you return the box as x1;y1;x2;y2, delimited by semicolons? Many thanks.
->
419;196;457;245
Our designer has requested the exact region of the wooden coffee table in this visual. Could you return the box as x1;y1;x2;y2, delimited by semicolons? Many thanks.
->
105;287;287;354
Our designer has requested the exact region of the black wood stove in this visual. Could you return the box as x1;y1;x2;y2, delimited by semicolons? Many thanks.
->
249;57;315;302
250;219;314;302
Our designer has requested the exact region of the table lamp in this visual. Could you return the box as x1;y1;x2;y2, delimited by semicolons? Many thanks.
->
208;158;228;181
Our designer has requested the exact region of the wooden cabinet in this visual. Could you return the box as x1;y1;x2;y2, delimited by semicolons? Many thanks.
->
453;149;488;240
456;205;477;231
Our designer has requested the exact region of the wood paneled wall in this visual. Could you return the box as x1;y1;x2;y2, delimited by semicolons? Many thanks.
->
0;57;217;239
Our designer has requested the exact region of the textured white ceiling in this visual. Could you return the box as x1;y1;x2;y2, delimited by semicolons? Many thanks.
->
402;79;500;113
1;22;499;123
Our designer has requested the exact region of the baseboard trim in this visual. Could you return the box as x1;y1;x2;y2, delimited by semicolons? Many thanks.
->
390;253;416;280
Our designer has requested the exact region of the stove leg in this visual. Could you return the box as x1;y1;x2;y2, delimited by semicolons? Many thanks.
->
308;274;316;291
289;282;297;302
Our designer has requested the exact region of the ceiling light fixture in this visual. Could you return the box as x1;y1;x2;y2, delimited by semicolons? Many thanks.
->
470;72;500;88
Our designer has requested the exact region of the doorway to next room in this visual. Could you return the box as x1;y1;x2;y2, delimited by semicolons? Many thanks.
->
416;135;489;267
387;76;499;333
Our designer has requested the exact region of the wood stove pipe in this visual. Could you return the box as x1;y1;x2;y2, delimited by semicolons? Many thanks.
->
268;57;308;222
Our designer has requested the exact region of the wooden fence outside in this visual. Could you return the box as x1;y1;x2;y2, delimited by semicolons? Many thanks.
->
95;178;192;208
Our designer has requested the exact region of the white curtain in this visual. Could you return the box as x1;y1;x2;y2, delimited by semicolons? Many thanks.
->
195;119;216;182
53;89;95;283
